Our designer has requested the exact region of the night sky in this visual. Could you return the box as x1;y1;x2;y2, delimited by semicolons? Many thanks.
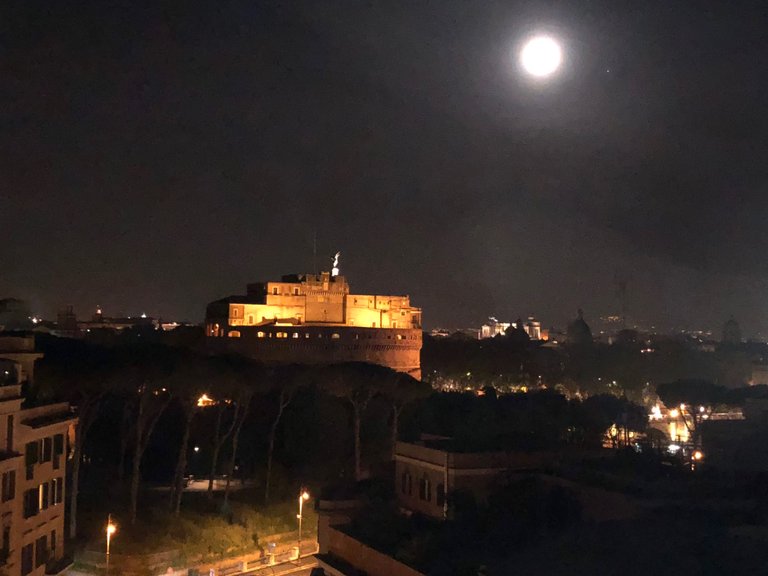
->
3;1;768;333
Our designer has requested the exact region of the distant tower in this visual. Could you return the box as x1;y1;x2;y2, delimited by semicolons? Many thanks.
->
566;308;593;346
722;316;742;346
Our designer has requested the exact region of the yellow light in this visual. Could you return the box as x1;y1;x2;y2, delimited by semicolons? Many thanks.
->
669;408;679;418
301;491;310;501
197;393;215;407
693;450;704;461
106;523;116;535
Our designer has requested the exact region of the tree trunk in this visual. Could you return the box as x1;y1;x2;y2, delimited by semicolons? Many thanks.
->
130;390;169;525
207;403;238;499
68;396;100;540
265;397;286;503
170;409;194;515
224;403;249;506
353;403;362;481
390;405;402;460
207;405;224;498
69;424;85;540
117;405;132;484
129;435;142;525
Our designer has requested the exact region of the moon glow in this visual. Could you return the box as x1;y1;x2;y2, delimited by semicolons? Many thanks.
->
520;36;562;77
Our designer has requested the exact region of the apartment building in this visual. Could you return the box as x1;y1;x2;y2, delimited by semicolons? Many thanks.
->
0;334;75;576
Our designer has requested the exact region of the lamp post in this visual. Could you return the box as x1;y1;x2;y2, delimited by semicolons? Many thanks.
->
296;490;310;564
105;514;117;575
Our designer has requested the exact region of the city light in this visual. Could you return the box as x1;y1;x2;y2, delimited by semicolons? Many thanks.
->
106;513;117;574
297;489;310;564
197;393;215;407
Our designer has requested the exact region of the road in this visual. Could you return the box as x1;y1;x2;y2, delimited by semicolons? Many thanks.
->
238;557;318;576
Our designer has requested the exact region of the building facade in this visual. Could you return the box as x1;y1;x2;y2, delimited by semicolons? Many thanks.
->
0;334;76;576
205;272;423;378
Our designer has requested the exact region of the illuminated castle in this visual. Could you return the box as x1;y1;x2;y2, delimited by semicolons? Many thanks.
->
205;267;422;378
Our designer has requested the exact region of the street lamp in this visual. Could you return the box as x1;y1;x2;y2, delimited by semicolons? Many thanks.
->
106;514;117;574
296;490;310;564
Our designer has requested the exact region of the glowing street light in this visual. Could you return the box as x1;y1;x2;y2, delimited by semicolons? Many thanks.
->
520;35;562;77
296;490;310;564
106;514;117;574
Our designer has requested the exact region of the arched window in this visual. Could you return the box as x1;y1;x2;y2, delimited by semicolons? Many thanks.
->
257;331;265;338
331;333;341;339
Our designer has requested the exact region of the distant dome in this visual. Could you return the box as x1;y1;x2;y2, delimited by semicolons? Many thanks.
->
722;317;742;345
566;308;593;346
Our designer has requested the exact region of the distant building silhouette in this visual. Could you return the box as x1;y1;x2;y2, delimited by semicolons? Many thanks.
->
722;316;742;346
0;299;32;331
566;309;593;346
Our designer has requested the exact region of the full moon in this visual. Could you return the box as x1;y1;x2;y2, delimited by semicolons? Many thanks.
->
520;36;562;77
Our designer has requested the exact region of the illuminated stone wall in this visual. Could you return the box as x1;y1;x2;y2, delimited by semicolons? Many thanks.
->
207;325;422;379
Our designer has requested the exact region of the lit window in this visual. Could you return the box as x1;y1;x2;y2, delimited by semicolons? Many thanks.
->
396;334;404;340
228;331;241;338
304;333;310;339
292;332;299;339
419;477;431;502
257;331;265;338
331;333;340;339
276;332;288;339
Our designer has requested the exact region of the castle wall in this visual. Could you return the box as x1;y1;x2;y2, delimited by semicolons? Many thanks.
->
207;325;422;379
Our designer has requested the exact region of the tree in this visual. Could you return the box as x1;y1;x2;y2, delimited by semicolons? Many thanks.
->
166;353;214;515
579;394;646;448
35;340;115;540
111;348;174;525
265;365;306;503
205;356;249;499
325;363;394;481
223;386;253;506
656;379;726;447
381;373;432;459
